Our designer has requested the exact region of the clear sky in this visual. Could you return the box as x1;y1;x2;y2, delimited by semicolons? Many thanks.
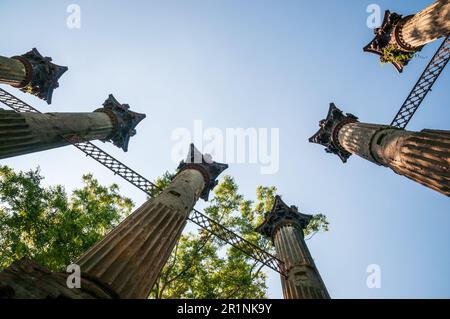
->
1;0;449;298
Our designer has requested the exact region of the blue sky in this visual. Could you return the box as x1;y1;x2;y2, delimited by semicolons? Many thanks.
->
1;0;449;298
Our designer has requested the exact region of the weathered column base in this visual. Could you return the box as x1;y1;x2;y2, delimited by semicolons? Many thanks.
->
0;259;118;299
280;265;329;299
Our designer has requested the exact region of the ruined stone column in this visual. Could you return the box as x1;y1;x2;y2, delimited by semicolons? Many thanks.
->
257;196;330;299
310;103;450;196
76;144;228;299
0;94;145;159
364;1;450;72
0;48;68;103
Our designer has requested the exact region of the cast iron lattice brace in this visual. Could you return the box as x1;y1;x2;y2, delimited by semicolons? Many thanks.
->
390;35;450;128
0;88;285;276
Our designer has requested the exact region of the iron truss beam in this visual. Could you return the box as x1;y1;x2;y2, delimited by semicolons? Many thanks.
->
391;35;450;128
0;88;285;276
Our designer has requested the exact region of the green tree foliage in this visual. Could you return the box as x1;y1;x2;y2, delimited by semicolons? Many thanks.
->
380;44;414;65
150;173;329;299
0;166;133;271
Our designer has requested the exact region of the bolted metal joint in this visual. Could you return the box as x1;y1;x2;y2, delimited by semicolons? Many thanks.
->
95;94;146;152
309;103;358;163
11;48;68;104
177;143;228;201
256;195;313;239
363;11;421;73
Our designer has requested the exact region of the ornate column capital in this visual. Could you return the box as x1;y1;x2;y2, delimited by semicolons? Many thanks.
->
95;94;146;152
11;48;68;104
177;143;228;201
363;11;421;73
309;103;358;163
256;195;312;239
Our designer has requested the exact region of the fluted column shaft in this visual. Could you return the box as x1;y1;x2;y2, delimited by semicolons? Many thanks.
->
273;224;329;299
0;56;28;87
0;109;114;159
398;0;450;50
257;196;330;299
77;169;205;299
338;122;450;196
